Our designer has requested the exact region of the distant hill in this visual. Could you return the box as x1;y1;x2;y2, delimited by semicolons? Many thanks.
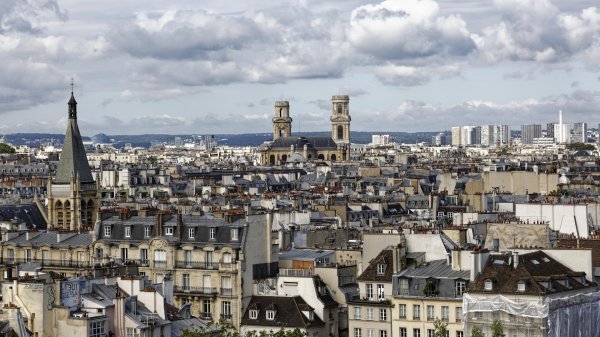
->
3;131;442;148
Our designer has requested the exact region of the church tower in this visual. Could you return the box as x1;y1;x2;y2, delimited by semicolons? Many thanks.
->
272;101;292;141
47;90;98;231
331;95;350;144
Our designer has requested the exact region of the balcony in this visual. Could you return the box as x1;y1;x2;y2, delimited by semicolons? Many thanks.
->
3;258;92;268
153;260;168;268
220;314;232;321
220;288;234;296
173;285;217;295
219;262;238;271
279;268;314;277
199;312;212;320
175;261;218;270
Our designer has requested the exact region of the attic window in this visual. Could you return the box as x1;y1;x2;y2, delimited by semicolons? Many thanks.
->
165;227;173;236
377;264;386;275
249;309;258;319
542;257;550;263
484;280;493;291
266;310;275;320
517;281;526;292
531;259;540;265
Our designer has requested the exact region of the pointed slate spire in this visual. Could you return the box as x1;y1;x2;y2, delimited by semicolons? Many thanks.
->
54;91;94;184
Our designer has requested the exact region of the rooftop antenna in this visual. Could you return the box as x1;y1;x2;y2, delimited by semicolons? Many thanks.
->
70;77;74;93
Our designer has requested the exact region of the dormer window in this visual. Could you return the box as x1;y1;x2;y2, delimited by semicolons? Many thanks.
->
104;226;111;237
484;279;493;291
377;264;386;275
517;281;526;292
124;226;131;238
165;227;174;236
188;227;195;239
144;226;152;237
249;309;258;319
209;228;216;240
231;228;238;241
266;310;275;320
308;311;314;320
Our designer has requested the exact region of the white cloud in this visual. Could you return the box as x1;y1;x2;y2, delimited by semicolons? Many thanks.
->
348;0;476;61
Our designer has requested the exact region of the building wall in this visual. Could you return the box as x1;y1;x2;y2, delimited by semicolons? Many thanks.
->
484;223;549;250
515;204;590;238
391;297;465;337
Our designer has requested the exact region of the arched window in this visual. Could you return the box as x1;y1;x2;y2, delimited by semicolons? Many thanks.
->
281;154;288;163
269;155;276;165
337;103;343;114
337;125;344;140
222;252;232;264
331;154;337;161
318;154;325;160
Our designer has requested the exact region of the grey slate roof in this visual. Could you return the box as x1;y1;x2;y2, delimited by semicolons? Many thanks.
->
397;259;470;279
55;93;94;184
4;231;93;248
268;136;338;150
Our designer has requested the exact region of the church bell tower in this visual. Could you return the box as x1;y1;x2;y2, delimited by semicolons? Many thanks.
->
331;95;350;144
272;101;292;141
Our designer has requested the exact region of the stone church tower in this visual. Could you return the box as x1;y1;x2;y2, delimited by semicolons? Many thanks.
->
47;91;99;231
330;95;350;144
272;101;292;140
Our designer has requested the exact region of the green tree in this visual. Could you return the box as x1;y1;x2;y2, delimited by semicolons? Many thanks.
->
0;143;15;154
433;317;449;337
182;321;306;337
566;142;595;151
491;319;505;337
471;326;485;337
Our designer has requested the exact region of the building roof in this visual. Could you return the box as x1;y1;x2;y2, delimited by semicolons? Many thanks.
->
469;251;597;296
4;231;93;248
241;296;325;328
54;93;94;184
267;136;338;150
357;248;394;282
397;259;470;279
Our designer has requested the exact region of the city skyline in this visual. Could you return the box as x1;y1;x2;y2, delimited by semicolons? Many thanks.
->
1;0;600;135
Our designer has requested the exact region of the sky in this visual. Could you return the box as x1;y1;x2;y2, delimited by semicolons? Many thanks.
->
1;0;600;136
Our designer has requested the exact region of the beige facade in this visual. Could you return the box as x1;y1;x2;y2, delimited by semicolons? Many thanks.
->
391;297;465;337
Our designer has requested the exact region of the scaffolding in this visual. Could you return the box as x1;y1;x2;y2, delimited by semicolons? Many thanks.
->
462;292;600;337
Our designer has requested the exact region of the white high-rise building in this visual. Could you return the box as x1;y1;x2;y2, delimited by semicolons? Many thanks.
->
572;122;587;143
554;110;571;143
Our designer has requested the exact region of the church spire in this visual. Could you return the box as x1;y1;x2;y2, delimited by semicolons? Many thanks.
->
68;78;77;119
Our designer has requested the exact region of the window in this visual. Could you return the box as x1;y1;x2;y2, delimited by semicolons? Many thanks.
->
455;307;462;323
399;328;407;337
202;299;211;317
140;249;148;266
399;304;406;319
366;308;374;320
517;281;526;292
124;226;131;238
367;329;374;337
182;274;190;291
221;301;232;320
379;331;387;337
413;329;421;337
427;330;434;337
165;227;174;236
399;279;409;295
377;264;386;274
424;280;438;297
413;305;420;320
354;307;361;320
427;305;435;321
126;328;140;337
209;228;216;240
379;308;387;321
188;227;195;238
455;280;466;297
354;328;362;337
377;284;385;299
24;249;31;262
104;226;111;237
144;226;152;237
249;309;258;319
441;306;449;321
456;332;463;337
95;248;103;259
184;250;192;266
231;228;238;241
154;249;166;267
120;248;128;263
90;321;104;337
366;283;374;300
222;252;232;264
484;279;493;291
6;249;13;263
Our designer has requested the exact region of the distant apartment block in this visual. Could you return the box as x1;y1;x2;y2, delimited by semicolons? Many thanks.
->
521;124;541;145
